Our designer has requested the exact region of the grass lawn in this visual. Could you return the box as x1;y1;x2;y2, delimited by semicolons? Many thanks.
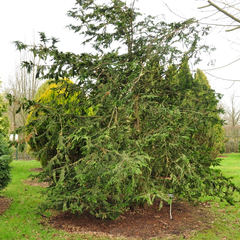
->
190;153;240;240
217;153;240;187
0;154;240;240
0;160;102;240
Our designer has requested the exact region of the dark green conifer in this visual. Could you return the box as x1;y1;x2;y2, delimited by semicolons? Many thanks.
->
14;0;239;219
0;86;12;191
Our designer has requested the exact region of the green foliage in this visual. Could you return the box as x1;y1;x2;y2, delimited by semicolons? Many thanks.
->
193;69;225;159
0;85;12;191
26;79;90;167
0;160;82;240
0;134;12;191
1;158;239;239
0;95;10;137
15;0;239;219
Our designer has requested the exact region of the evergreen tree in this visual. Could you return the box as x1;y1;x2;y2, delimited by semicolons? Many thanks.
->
13;0;239;219
193;69;225;159
26;78;93;167
0;135;12;191
0;83;12;191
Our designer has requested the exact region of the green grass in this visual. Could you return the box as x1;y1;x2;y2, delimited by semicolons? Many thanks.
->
0;160;106;240
189;153;240;240
217;153;240;187
0;155;240;240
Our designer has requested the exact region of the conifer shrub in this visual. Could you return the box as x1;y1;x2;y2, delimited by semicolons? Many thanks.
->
0;134;12;191
14;0;240;220
26;79;94;167
193;69;225;159
0;86;12;191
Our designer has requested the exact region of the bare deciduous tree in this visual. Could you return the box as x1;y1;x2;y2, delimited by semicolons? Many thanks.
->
5;49;42;141
222;92;240;152
224;92;240;126
199;0;240;32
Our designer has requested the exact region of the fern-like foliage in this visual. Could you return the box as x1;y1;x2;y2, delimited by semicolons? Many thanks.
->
14;0;239;219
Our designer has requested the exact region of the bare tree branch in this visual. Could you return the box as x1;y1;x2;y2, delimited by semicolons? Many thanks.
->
208;0;240;24
4;45;42;140
199;0;240;31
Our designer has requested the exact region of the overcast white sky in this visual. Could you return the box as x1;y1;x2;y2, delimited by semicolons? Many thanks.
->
1;0;240;105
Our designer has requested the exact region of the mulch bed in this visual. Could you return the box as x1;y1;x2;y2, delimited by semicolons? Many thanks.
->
42;200;213;239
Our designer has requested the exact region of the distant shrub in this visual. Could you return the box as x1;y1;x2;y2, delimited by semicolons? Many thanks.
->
0;86;12;191
225;139;239;153
26;79;94;167
0;134;12;191
220;142;226;154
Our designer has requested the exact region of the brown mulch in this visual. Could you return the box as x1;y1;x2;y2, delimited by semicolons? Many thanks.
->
0;197;12;215
218;155;228;158
42;200;213;239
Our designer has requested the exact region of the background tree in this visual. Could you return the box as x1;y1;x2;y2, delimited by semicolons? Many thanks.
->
4;47;41;143
199;0;240;151
225;92;240;127
222;92;240;152
193;68;225;158
200;0;240;32
26;78;94;167
14;0;239;219
0;82;12;191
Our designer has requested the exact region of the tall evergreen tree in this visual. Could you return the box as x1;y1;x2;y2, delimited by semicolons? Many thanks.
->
13;0;239;219
193;69;225;159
